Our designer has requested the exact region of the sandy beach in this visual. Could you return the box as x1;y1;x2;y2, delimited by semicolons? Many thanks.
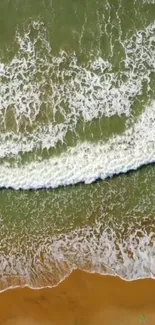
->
0;270;154;325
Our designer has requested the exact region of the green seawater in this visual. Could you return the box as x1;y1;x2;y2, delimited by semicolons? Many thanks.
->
0;0;155;289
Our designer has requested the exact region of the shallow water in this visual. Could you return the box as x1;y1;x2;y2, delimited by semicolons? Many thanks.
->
0;0;155;290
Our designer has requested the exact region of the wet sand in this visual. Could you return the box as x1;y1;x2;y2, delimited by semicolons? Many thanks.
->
0;270;155;325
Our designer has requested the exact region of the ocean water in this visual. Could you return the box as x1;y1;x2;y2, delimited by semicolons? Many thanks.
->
0;0;155;290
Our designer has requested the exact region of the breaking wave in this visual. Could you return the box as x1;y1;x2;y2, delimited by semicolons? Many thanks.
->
0;21;155;188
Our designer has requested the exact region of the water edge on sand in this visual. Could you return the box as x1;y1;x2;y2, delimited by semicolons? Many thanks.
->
0;269;155;325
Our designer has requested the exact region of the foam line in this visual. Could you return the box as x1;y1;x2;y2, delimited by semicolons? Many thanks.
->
0;20;155;159
0;100;154;189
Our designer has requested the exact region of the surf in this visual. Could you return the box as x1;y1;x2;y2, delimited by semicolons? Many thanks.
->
0;20;155;189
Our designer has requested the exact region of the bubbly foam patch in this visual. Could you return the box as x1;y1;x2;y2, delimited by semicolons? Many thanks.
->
1;21;134;128
0;220;155;291
0;98;155;189
0;20;155;159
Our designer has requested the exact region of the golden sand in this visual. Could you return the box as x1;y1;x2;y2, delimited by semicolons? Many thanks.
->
0;270;155;325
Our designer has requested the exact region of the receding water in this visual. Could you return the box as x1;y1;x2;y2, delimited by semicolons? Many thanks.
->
0;0;155;290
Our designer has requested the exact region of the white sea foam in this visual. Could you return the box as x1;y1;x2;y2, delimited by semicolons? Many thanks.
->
0;20;155;160
0;98;155;189
0;26;134;126
0;4;155;292
50;224;155;280
0;221;155;291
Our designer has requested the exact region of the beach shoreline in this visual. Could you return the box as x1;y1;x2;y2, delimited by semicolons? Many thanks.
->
0;269;155;325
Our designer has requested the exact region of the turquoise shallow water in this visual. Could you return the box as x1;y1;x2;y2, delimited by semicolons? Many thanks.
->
0;0;155;289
